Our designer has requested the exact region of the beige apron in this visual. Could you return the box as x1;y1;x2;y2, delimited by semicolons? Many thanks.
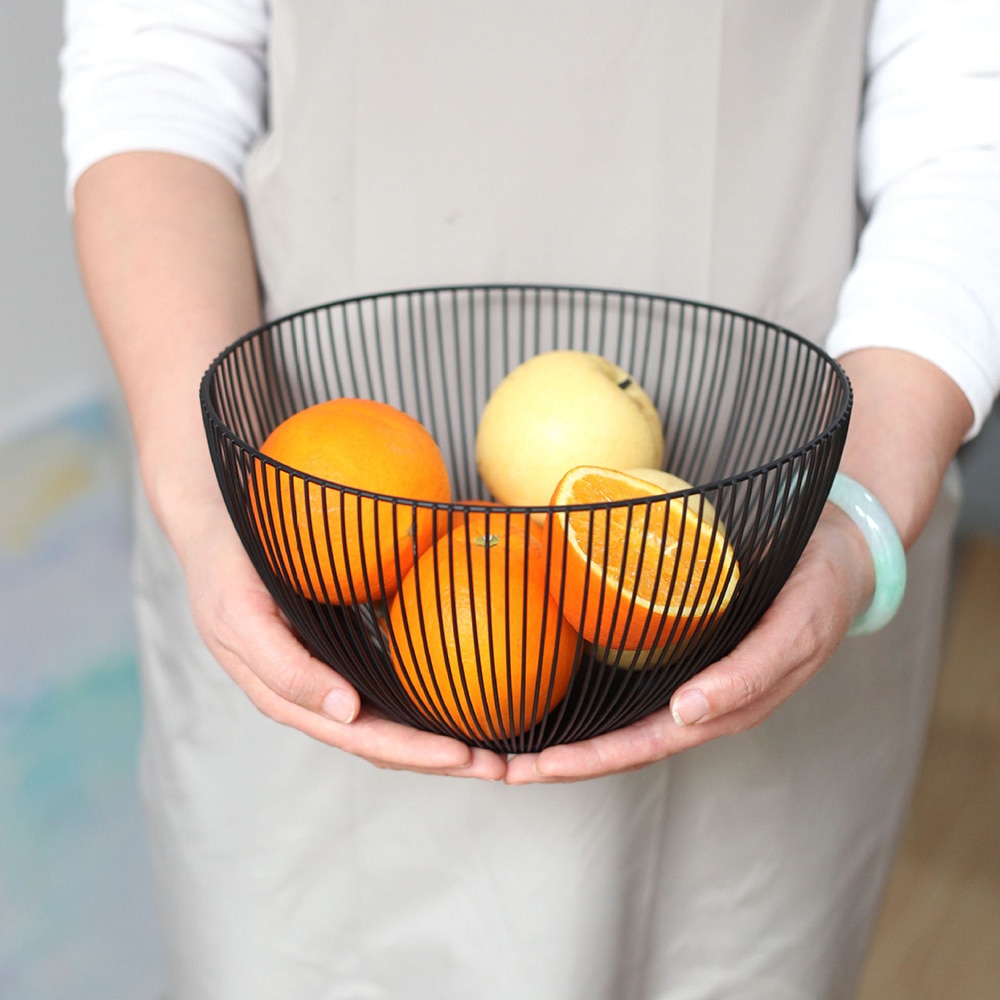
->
134;3;959;997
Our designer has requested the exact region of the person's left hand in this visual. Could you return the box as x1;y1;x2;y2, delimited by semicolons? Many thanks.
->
503;506;875;784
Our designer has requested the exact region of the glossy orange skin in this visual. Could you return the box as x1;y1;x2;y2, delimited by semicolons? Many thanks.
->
388;515;578;740
255;398;450;604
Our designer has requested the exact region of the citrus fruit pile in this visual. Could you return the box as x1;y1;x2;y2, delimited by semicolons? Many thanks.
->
254;349;740;739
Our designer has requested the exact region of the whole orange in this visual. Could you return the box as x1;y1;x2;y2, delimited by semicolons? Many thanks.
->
255;398;451;604
387;512;578;741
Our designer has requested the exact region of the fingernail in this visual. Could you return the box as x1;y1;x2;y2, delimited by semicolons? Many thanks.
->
322;689;356;724
532;752;564;779
671;689;710;726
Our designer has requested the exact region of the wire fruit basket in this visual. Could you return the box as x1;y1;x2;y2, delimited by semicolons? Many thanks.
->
201;284;851;752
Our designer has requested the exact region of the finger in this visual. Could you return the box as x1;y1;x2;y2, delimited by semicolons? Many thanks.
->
507;551;844;782
220;647;507;777
218;645;505;774
507;685;799;784
371;745;508;781
339;703;509;778
189;539;362;721
509;521;868;783
212;585;361;722
667;641;813;728
188;532;510;778
505;707;678;783
505;629;800;784
315;714;508;779
505;705;708;783
667;543;854;727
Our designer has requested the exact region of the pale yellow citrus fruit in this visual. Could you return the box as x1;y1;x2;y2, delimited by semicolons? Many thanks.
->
476;350;664;507
625;468;720;530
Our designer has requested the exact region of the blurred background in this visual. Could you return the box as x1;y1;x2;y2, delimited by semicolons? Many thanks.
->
2;6;997;999
1;6;165;1000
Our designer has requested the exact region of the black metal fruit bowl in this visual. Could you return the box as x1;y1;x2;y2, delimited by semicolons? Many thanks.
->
200;284;851;752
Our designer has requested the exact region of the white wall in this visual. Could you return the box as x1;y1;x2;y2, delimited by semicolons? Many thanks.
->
1;3;118;435
1;11;167;999
959;407;1000;537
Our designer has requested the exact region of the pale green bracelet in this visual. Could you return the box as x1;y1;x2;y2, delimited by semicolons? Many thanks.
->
826;473;907;636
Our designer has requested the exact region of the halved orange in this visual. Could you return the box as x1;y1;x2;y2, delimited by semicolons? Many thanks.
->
548;466;740;651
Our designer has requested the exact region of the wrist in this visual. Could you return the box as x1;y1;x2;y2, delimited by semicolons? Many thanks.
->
825;473;907;634
816;501;876;617
137;439;234;566
835;348;971;549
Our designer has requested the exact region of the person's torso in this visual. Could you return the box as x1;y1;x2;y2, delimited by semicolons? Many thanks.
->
246;0;875;344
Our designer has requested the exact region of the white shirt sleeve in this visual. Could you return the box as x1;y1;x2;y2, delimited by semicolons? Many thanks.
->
827;0;1000;438
59;0;269;206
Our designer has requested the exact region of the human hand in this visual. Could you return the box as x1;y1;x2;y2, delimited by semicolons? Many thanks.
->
178;511;509;780
503;506;875;784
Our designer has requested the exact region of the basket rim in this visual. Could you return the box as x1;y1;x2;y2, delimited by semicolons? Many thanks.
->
199;282;853;510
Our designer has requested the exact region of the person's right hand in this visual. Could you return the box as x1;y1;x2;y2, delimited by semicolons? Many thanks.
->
177;508;509;781
71;154;507;782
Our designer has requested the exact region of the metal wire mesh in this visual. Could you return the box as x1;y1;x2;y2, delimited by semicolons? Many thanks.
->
200;284;851;751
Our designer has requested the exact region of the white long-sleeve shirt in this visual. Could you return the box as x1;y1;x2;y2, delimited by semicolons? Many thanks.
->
60;0;1000;436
